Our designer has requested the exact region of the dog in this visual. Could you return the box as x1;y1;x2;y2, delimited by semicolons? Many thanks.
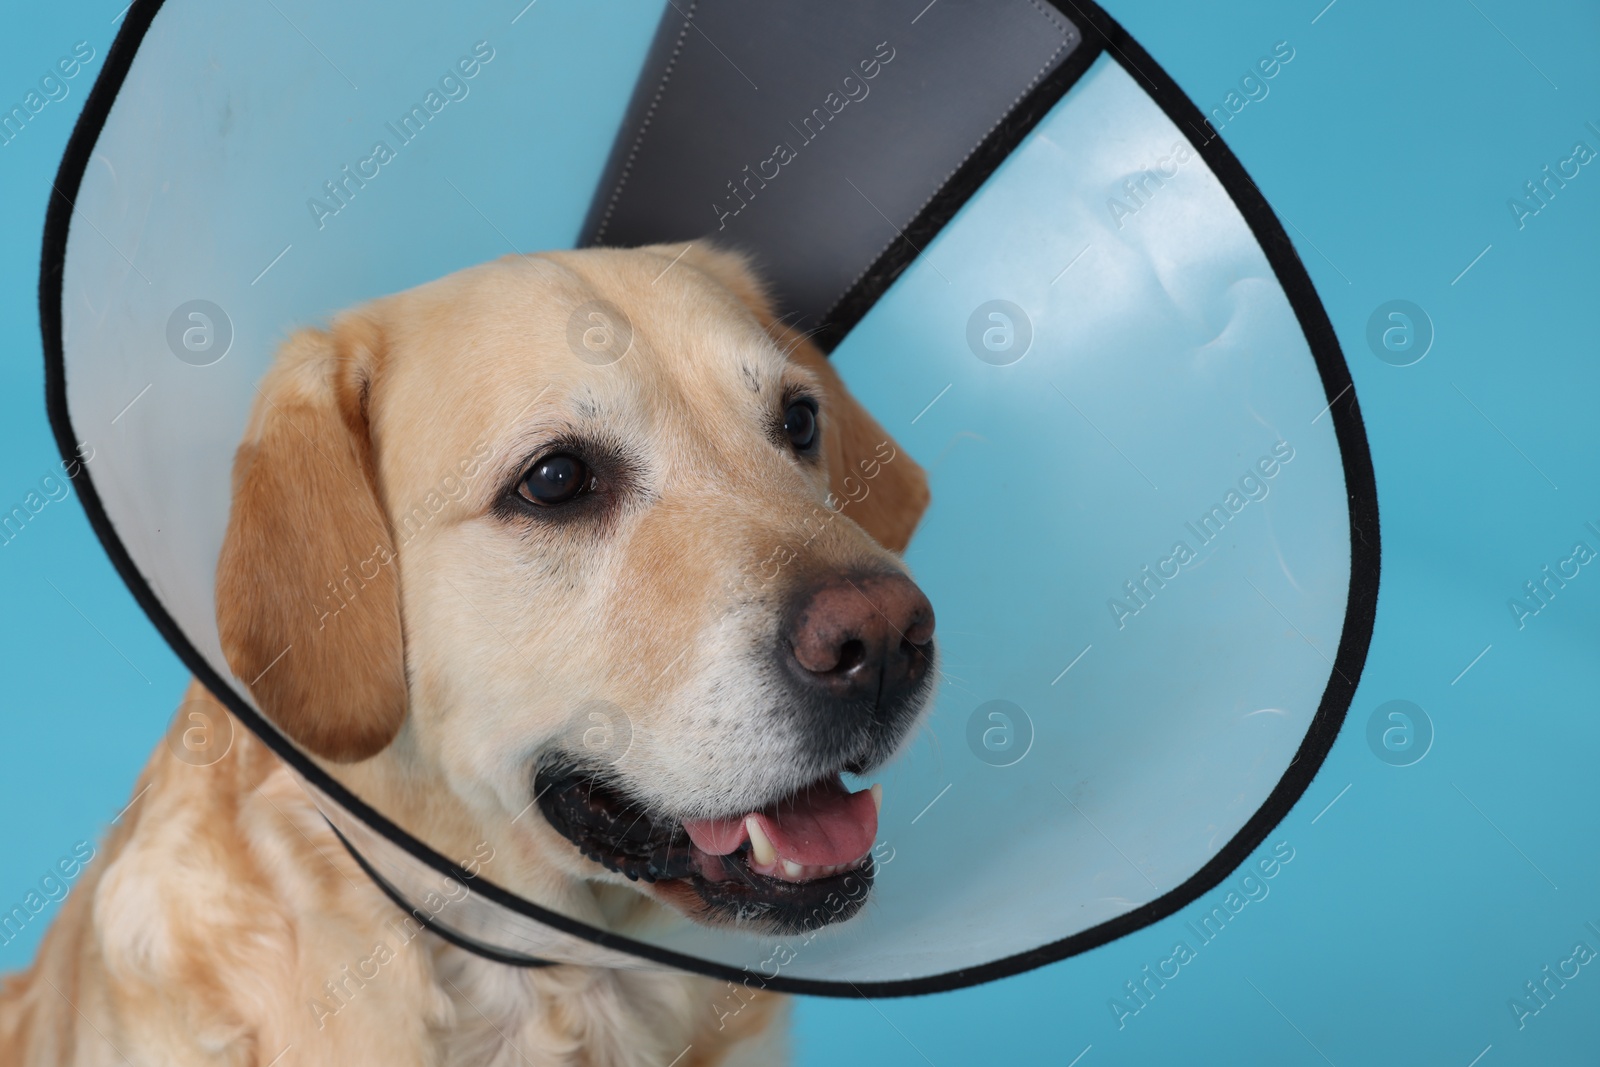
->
1;244;936;1065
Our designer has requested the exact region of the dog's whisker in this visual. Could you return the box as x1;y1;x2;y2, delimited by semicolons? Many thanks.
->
616;804;654;841
775;322;830;359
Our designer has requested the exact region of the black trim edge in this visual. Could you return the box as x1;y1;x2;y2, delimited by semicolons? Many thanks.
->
40;0;1378;998
812;22;1105;351
325;821;561;970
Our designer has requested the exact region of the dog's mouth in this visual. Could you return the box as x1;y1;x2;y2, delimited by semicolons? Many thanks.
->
534;767;882;934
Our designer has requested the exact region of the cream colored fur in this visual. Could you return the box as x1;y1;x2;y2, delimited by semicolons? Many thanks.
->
0;246;928;1065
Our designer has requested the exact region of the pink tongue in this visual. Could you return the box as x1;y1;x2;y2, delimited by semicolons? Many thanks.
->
682;777;878;866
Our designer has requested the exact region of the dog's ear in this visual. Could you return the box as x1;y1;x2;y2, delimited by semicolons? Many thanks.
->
665;243;932;554
784;337;930;554
215;311;406;762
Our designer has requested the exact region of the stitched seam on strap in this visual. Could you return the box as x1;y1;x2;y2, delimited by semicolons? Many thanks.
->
820;2;1075;322
590;1;699;245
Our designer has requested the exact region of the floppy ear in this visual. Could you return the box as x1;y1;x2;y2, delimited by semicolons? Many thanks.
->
783;337;930;554
215;311;407;762
665;243;932;553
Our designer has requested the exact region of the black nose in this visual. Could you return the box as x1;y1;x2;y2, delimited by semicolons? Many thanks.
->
786;572;936;705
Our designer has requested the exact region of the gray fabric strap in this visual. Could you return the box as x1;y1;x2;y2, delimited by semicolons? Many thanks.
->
580;0;1082;333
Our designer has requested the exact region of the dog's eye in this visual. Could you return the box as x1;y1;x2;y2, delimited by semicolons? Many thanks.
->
783;399;819;452
518;454;591;506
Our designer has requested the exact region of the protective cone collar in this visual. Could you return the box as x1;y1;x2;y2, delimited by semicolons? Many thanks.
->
43;0;1377;995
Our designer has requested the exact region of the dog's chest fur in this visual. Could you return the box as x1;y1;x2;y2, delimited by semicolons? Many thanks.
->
0;697;783;1067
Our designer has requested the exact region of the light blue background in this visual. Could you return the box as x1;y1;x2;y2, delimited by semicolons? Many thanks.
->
3;2;1598;1065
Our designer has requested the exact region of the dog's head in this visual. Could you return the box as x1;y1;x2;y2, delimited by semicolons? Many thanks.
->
216;245;936;934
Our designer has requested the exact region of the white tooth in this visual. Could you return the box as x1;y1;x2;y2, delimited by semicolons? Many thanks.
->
783;860;804;878
870;783;883;813
746;816;776;867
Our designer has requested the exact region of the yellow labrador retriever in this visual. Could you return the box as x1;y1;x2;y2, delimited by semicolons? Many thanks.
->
0;244;935;1066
